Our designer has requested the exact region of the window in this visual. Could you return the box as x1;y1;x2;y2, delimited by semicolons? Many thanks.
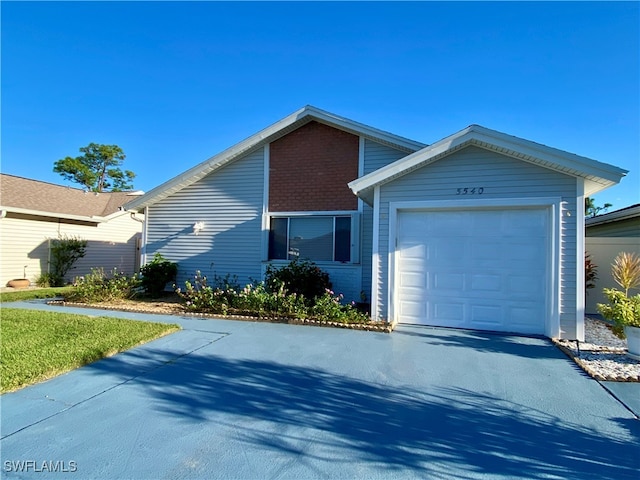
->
269;216;353;262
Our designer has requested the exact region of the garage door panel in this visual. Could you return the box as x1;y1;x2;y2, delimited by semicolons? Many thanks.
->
433;303;465;323
396;208;548;335
399;271;426;289
433;272;464;290
470;274;502;292
508;306;542;332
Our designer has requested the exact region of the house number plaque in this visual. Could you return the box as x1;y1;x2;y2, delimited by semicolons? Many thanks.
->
456;187;484;195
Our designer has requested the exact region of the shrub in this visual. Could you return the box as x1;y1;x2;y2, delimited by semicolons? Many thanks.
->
49;235;87;286
598;289;640;337
176;272;369;323
35;272;56;288
264;259;331;303
175;271;232;313
67;268;141;303
312;290;370;323
139;253;178;297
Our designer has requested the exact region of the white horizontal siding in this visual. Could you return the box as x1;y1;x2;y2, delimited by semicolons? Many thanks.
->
361;139;411;305
146;149;264;288
376;145;577;335
0;212;141;285
316;264;362;303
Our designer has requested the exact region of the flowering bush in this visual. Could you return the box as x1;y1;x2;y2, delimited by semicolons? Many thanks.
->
312;290;369;323
176;272;369;323
67;268;141;302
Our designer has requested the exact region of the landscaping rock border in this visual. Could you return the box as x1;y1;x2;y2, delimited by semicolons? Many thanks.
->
553;317;640;382
46;300;395;333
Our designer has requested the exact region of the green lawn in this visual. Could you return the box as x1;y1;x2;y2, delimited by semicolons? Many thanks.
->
0;286;74;303
1;308;180;393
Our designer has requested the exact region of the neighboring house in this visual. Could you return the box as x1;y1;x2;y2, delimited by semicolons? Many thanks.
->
124;106;627;340
585;204;640;314
0;174;144;286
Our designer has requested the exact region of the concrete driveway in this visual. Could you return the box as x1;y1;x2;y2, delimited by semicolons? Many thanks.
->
2;302;639;479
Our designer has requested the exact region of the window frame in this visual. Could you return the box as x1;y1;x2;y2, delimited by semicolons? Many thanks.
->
266;211;360;264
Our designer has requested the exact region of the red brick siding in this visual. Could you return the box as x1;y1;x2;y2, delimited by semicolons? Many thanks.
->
269;121;359;212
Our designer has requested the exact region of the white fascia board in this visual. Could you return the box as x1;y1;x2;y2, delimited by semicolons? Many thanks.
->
349;124;628;198
0;206;106;223
125;106;425;212
468;125;628;184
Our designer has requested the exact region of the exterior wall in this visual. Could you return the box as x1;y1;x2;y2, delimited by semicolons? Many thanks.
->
585;237;640;314
360;139;411;303
145;148;265;288
269;121;359;212
374;145;579;338
0;212;141;286
586;217;640;237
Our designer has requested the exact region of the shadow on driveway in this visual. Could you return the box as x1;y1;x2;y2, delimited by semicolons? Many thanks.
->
84;344;640;479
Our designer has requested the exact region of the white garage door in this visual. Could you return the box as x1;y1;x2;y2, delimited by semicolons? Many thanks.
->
396;208;549;334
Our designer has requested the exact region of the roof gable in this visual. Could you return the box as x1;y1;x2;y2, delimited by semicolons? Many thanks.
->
349;124;628;204
124;106;426;212
0;174;141;222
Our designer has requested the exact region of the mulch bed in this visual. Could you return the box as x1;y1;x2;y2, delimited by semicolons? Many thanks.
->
46;299;395;333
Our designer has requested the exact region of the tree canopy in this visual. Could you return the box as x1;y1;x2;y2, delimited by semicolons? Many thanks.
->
585;197;613;218
53;143;136;192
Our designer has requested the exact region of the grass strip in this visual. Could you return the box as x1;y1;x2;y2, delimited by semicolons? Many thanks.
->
1;308;180;393
0;287;75;303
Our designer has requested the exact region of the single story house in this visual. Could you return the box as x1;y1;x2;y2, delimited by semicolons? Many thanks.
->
585;204;640;314
0;174;144;286
124;106;627;340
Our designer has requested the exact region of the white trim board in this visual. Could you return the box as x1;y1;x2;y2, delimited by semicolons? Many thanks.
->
386;197;562;338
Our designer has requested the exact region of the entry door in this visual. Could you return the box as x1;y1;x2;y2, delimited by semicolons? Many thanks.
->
396;208;549;334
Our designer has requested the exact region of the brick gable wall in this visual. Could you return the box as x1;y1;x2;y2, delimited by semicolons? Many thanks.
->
269;121;359;212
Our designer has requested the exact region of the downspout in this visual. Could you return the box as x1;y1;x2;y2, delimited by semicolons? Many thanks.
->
129;209;147;267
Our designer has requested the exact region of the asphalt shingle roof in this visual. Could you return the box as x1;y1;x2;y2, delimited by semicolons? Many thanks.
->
0;174;140;218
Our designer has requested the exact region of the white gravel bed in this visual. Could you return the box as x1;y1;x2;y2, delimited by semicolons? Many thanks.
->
554;317;640;382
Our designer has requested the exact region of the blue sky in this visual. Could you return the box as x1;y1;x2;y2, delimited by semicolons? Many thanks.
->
2;1;639;210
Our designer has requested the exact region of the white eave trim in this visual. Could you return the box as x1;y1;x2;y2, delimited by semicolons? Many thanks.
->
124;105;425;212
349;124;628;199
0;206;110;223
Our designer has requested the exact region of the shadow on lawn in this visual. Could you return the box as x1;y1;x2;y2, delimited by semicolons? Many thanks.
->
86;344;640;479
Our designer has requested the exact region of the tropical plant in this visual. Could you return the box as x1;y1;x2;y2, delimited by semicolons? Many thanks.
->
597;252;640;338
611;252;640;296
585;253;598;293
585;197;612;218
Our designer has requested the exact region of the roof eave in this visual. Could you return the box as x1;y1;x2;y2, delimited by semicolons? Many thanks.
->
585;204;640;227
349;125;628;198
0;206;109;223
